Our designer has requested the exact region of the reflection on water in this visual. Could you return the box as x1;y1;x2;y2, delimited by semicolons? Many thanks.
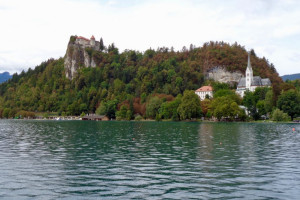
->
0;120;299;199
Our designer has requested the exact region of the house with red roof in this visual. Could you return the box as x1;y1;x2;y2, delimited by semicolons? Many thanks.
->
195;86;213;100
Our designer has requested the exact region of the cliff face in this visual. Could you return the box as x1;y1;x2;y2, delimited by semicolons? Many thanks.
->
64;36;98;79
206;67;243;85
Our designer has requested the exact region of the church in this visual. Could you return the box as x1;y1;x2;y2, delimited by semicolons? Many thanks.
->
236;53;271;97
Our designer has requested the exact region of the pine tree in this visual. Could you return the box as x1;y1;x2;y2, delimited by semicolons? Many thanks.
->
99;37;104;51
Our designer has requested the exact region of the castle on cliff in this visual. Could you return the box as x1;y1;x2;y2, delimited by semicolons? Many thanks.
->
64;35;103;79
75;35;101;51
236;53;271;97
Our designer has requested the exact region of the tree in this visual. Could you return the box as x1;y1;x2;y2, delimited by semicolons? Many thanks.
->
116;105;128;120
99;37;104;51
146;96;163;119
253;87;269;101
95;100;118;119
126;109;133;120
213;89;235;98
264;89;274;114
159;94;181;120
277;89;300;120
96;102;106;115
177;90;202;120
105;100;118;119
256;100;266;117
2;108;11;118
271;109;290;122
200;98;211;117
79;103;88;113
108;43;116;52
211;96;246;121
80;112;86;117
212;82;230;92
113;79;125;94
243;90;259;120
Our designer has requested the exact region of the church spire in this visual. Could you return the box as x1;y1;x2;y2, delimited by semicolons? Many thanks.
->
247;51;252;72
245;51;253;89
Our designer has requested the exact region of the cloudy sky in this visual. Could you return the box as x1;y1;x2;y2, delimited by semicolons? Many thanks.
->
0;0;299;75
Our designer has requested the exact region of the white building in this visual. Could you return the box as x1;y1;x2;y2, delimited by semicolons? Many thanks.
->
195;86;213;100
236;53;271;97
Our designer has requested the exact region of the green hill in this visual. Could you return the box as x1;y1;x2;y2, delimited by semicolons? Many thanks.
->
0;38;282;118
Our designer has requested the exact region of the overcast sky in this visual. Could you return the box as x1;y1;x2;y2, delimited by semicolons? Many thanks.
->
0;0;299;75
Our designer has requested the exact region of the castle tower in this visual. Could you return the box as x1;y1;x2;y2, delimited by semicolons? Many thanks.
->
90;35;95;46
245;52;253;90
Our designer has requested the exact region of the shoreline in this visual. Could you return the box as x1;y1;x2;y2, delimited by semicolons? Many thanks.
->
1;118;299;123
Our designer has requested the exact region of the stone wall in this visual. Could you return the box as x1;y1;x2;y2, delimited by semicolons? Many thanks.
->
76;38;90;46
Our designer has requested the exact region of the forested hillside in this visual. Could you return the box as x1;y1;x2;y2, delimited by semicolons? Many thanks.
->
0;40;283;119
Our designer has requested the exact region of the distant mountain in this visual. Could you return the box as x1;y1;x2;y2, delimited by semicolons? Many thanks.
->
0;72;11;83
281;73;300;81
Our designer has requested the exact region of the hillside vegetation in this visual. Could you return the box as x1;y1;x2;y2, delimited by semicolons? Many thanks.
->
0;39;284;120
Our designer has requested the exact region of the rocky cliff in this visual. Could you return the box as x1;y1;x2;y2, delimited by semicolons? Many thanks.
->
64;36;98;79
206;66;243;85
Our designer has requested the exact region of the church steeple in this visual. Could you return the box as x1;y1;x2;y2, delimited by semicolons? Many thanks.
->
247;52;252;72
245;52;253;89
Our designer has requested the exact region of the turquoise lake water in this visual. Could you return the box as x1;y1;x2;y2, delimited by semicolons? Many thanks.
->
0;120;299;199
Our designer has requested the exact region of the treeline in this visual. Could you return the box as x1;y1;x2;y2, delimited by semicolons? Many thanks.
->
0;40;287;120
241;85;300;121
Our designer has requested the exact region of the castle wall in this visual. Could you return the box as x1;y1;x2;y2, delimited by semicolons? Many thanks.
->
76;38;90;46
75;38;100;50
90;39;95;46
94;41;100;51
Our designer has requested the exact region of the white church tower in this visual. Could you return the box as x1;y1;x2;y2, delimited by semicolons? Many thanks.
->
245;52;253;90
236;51;272;97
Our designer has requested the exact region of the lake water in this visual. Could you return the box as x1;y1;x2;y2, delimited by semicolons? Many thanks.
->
0;120;299;199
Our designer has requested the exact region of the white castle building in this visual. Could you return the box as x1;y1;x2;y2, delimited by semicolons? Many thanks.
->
236;53;271;97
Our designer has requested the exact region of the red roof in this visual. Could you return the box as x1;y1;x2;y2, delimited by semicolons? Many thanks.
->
76;36;90;41
90;35;95;39
195;86;213;92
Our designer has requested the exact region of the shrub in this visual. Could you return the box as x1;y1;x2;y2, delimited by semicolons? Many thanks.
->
271;109;290;122
15;110;36;119
69;35;77;43
80;112;86;117
134;114;143;121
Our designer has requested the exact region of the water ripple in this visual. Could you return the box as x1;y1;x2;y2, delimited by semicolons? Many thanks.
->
0;120;300;199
